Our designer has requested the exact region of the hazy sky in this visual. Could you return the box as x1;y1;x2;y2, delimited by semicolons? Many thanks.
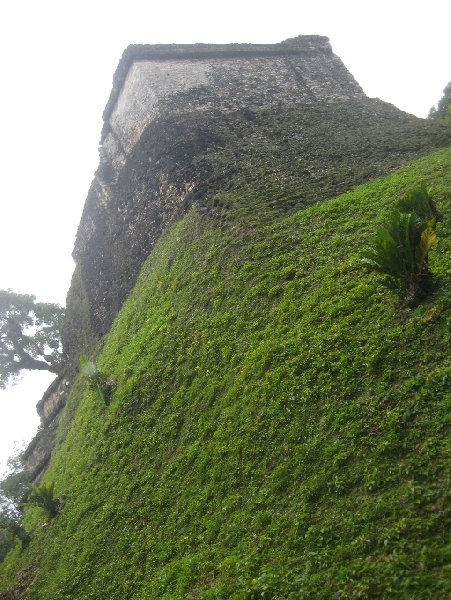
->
0;0;449;475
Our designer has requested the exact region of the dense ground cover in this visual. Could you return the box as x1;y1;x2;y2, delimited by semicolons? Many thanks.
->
1;148;450;598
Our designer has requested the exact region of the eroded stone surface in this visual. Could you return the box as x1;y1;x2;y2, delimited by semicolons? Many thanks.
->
23;377;69;482
106;50;364;156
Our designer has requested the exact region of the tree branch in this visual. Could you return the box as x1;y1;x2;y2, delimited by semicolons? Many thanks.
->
15;354;59;374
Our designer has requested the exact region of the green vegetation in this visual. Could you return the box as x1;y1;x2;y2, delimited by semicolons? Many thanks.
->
79;355;115;405
1;149;450;598
361;186;439;305
20;482;60;520
429;82;451;126
396;185;442;220
0;456;28;520
0;516;15;563
0;455;29;561
0;517;30;560
0;290;64;389
0;460;58;561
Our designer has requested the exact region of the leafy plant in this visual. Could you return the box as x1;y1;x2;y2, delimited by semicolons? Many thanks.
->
396;185;441;221
0;514;31;560
362;187;439;306
0;453;31;559
80;354;115;405
0;453;29;522
21;481;60;519
428;82;451;126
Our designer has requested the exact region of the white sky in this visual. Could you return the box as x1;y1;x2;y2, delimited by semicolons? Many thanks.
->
0;0;450;476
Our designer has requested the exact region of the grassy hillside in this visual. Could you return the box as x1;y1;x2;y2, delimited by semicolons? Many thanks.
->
1;148;450;599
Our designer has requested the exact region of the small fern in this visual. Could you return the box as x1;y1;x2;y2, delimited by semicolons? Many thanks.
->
80;354;115;405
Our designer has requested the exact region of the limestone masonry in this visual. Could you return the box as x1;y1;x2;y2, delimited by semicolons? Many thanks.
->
100;36;363;160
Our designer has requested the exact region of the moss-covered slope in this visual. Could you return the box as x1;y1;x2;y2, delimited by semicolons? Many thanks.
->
2;149;450;599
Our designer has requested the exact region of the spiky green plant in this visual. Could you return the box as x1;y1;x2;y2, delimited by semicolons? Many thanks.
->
362;192;437;306
396;185;441;221
80;354;115;405
21;482;60;519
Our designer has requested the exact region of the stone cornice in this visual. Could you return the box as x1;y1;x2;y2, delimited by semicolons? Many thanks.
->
100;35;331;141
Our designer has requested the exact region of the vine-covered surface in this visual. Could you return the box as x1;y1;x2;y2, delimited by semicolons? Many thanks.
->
1;149;450;598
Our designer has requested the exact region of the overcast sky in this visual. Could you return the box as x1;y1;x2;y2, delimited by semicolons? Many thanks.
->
0;0;449;476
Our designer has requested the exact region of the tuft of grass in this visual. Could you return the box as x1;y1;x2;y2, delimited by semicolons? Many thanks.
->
79;354;116;405
1;148;450;598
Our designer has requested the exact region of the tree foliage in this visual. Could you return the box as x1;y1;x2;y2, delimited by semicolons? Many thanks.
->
0;472;28;523
0;454;30;560
428;82;451;126
0;289;65;389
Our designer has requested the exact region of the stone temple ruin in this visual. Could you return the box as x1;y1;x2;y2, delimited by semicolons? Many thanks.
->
24;35;450;481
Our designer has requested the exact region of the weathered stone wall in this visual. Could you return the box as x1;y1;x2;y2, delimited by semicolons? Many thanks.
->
23;377;69;482
103;43;364;159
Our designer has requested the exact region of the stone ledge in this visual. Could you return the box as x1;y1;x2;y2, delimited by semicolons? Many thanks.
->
101;35;331;142
36;376;69;426
22;418;57;482
23;377;70;482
